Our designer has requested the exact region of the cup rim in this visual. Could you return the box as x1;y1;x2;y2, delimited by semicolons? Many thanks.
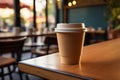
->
55;28;86;30
55;28;87;33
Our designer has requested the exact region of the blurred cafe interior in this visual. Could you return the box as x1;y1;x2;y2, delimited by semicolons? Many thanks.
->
0;0;120;80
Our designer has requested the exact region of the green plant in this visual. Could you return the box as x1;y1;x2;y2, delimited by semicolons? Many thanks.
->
105;0;120;30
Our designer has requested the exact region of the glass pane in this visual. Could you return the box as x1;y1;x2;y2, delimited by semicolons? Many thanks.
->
48;0;56;29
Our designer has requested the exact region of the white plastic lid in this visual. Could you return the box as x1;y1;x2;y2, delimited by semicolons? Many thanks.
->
55;23;87;33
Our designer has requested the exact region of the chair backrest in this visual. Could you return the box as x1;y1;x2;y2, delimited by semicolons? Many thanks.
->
44;37;58;45
0;37;27;62
43;37;58;54
107;26;120;39
112;29;120;39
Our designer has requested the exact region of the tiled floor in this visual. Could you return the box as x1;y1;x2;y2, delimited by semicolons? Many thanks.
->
3;73;42;80
1;51;44;80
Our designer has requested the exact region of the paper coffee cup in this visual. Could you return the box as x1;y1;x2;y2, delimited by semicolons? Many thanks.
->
55;23;86;65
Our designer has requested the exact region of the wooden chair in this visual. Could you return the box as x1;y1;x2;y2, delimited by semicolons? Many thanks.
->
108;29;120;39
112;29;120;39
31;36;58;58
0;37;27;80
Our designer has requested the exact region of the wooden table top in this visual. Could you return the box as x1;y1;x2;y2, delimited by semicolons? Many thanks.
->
87;30;105;34
19;38;120;80
0;31;56;39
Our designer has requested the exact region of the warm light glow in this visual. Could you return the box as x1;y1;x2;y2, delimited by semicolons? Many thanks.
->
20;8;32;19
57;0;60;2
49;0;53;4
20;0;33;5
20;0;46;12
0;8;14;18
72;0;76;5
57;0;61;9
68;2;72;7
